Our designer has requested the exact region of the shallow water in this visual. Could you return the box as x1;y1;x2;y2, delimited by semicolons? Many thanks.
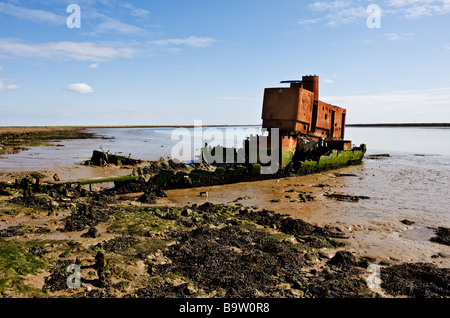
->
0;126;261;172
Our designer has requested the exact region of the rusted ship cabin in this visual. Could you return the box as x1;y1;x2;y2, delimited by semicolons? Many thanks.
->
260;75;351;166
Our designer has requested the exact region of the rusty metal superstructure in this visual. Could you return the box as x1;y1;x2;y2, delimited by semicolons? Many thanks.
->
260;75;352;167
262;75;346;140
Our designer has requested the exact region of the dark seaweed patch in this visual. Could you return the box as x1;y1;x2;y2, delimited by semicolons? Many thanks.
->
305;267;371;298
237;209;346;241
100;236;140;252
62;203;111;232
0;226;25;238
27;245;50;257
43;267;69;292
381;263;450;298
151;226;305;298
430;227;450;246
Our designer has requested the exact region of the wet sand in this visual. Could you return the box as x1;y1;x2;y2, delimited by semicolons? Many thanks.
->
161;163;450;268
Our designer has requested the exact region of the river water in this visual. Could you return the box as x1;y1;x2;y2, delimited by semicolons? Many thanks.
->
1;126;449;266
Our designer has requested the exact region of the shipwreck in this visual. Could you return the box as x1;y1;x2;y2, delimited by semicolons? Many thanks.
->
200;75;366;175
85;150;142;167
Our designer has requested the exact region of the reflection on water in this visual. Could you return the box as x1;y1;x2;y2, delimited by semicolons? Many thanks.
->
345;127;450;156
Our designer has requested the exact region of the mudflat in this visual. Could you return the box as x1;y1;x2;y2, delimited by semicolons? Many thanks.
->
0;128;449;299
0;166;449;299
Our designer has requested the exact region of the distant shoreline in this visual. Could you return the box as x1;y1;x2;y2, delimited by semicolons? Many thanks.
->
0;123;449;130
346;123;450;127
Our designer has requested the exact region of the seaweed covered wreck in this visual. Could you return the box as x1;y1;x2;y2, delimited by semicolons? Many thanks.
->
200;75;366;174
114;75;366;193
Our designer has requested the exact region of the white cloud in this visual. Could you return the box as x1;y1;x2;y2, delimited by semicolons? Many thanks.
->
323;79;334;84
323;87;450;122
95;16;144;34
310;1;347;11
306;0;450;27
151;36;216;48
359;32;414;44
122;3;150;18
326;87;450;109
89;63;99;69
387;0;450;18
297;18;322;25
215;96;262;101
308;1;367;26
0;2;146;35
65;83;94;94
0;65;2;71
383;32;414;41
0;38;135;62
0;2;65;25
0;81;19;91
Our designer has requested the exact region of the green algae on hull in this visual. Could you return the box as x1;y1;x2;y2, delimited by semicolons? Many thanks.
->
111;144;366;194
299;144;367;174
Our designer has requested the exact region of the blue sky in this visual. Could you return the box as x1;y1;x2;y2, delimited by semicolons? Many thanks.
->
0;0;449;126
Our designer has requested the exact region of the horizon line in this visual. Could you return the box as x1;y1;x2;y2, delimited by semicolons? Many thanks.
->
0;123;449;129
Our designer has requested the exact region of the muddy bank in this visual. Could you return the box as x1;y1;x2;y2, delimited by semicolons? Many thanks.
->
0;127;100;157
1;177;449;299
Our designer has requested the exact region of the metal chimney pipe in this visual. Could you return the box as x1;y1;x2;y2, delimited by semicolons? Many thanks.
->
302;75;319;100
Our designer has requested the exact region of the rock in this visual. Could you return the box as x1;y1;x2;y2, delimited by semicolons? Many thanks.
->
181;208;192;216
305;252;318;262
81;227;100;238
138;191;157;204
199;202;215;213
328;251;357;269
27;245;50;256
318;251;331;259
400;219;414;225
95;250;111;287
